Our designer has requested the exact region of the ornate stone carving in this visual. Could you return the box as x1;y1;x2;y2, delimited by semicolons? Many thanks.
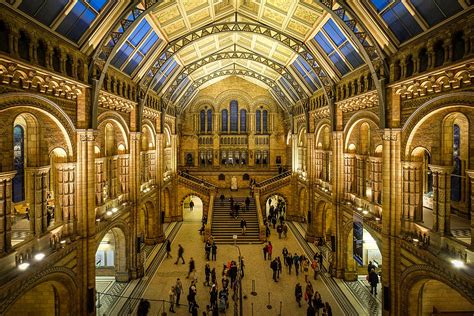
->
143;107;160;119
98;90;136;113
0;58;84;100
336;90;378;113
394;62;473;99
312;106;330;119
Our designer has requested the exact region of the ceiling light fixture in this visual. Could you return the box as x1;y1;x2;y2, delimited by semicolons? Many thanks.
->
34;253;45;261
18;262;30;270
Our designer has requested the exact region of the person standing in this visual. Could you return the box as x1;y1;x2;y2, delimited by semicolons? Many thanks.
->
276;256;282;280
295;283;303;307
210;284;218;309
204;262;211;286
311;258;319;280
369;268;379;295
220;194;225;204
287;254;294;274
137;298;151;316
166;240;172;258
270;258;278;282
189;199;194;211
211;242;217;261
187;257;196;279
211;268;217;285
263;244;268;260
175;244;185;264
325;302;333;316
267;242;273;260
168;286;176;313
240;218;247;235
245;197;250;212
293;253;300;276
282;247;289;265
240;256;245;278
175;278;183;306
367;261;375;275
302;258;310;282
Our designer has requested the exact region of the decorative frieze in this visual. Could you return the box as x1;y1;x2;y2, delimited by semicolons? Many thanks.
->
336;90;378;113
0;58;83;100
311;106;330;119
98;90;136;113
394;62;473;99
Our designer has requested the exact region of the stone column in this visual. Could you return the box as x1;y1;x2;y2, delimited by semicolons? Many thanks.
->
466;170;474;249
305;133;316;242
429;165;453;236
343;153;355;199
76;130;97;315
25;166;50;236
370;157;382;205
55;163;76;236
402;161;422;222
0;171;16;254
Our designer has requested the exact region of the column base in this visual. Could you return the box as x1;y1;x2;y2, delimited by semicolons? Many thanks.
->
115;271;130;282
343;270;358;281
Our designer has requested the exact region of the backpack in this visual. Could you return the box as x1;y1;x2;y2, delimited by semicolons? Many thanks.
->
311;260;318;270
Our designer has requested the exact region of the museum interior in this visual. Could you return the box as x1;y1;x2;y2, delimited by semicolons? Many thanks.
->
0;0;473;315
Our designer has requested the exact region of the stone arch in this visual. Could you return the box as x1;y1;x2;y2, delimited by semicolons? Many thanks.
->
343;112;380;152
97;111;130;151
314;119;332;149
400;265;474;315
402;91;473;159
180;193;205;221
214;89;254;110
96;222;129;281
138;200;157;244
262;192;288;218
141;122;156;151
0;92;75;157
2;267;78;315
314;199;333;239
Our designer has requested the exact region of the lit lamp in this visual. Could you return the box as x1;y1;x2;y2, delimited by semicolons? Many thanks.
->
451;259;465;268
18;262;30;270
34;253;45;261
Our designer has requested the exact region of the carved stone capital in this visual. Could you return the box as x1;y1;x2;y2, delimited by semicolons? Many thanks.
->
428;164;453;174
402;161;422;169
0;170;17;181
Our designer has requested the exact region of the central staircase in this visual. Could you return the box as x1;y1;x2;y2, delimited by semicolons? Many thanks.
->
211;196;261;244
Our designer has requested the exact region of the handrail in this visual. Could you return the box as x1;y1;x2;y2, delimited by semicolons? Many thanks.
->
255;170;292;188
205;193;215;240
254;193;266;242
177;170;216;189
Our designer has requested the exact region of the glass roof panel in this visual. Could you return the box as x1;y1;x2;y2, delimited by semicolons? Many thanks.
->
323;19;347;46
314;32;334;54
56;1;97;42
410;0;462;27
18;0;69;26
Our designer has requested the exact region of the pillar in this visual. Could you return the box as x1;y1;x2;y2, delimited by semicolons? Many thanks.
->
55;163;76;236
343;153;355;200
0;171;15;254
429;165;453;236
25;166;50;236
305;133;316;242
402;161;423;222
466;170;474;249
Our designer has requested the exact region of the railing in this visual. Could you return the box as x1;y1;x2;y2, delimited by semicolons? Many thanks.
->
255;170;292;188
205;194;215;240
254;193;266;242
177;170;216;189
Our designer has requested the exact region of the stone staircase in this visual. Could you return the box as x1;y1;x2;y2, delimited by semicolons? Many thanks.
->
211;196;261;244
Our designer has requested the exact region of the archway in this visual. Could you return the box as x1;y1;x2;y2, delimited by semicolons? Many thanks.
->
265;194;287;222
182;195;203;222
5;280;71;315
407;279;474;315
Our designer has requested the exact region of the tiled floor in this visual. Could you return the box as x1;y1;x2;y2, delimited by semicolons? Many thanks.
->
141;221;344;315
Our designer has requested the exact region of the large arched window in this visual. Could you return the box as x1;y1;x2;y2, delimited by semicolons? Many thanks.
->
263;110;268;133
230;100;238;132
451;124;461;201
13;125;25;202
240;109;247;132
221;109;228;132
256;110;261;133
207;109;212;132
200;110;206;133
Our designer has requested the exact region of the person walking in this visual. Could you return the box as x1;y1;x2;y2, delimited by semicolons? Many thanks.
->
211;268;217;285
367;261;375;275
175;278;183;306
263;244;268;260
293;253;300;276
267;242;273;260
295;282;303;307
210;284;218;309
240;256;245;278
245;197;250;212
369;268;379;295
175;244;185;264
189;199;194;211
304;281;314;304
276;256;282;280
287;254;293;274
282;224;288;238
187;257;196;279
311;258;319;280
166;240;172;258
313;291;323;316
205;240;211;261
307;303;316;316
188;281;198;312
168;286;176;313
240;218;247;235
282;247;289;265
325;302;333;316
220;194;225;204
302;258;310;282
277;224;283;239
211;242;217;261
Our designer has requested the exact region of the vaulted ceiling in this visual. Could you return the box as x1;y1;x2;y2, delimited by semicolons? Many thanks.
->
7;0;468;112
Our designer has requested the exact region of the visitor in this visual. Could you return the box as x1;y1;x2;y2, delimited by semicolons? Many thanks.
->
295;282;303;307
369;268;379;295
302;257;310;282
307;303;316;316
263;244;268;260
209;284;218;309
220;194;225;204
277;224;282;239
325;302;333;316
175;278;183;306
367;260;375;275
175;244;185;264
270;258;278;282
187;257;196;279
311;258;320;280
229;261;238;287
137;298;150;316
287;253;294;274
305;281;314;303
189;199;194;211
204;262;211;286
245;197;250;211
166;240;172;258
276;256;282;280
282;247;289;265
240;218;247;235
240;256;245;278
293;253;300;276
267;241;273;260
211;242;217;261
188;280;198;312
282;224;288;238
211;268;216;285
205;240;211;260
313;291;323;315
168;286;176;313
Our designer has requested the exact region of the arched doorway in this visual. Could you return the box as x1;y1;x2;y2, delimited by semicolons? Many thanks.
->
182;195;203;222
5;280;72;315
95;226;128;305
407;278;474;315
265;194;286;221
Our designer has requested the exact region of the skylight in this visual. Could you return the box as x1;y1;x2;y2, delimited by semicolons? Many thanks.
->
152;58;179;92
292;56;321;93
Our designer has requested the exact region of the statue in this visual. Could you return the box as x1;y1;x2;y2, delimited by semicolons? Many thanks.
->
231;176;238;191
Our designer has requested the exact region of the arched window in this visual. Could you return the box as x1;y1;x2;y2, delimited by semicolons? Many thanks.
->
221;109;228;132
263;110;268;133
13;125;25;202
200;110;206;132
207;109;212;132
240;109;247;132
451;124;461;201
18;31;30;60
37;40;47;67
256;110;261;133
230;100;238;132
0;21;9;53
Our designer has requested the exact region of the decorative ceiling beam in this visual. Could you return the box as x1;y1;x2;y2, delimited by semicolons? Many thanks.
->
314;0;389;128
140;21;335;108
161;50;307;104
176;68;293;112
